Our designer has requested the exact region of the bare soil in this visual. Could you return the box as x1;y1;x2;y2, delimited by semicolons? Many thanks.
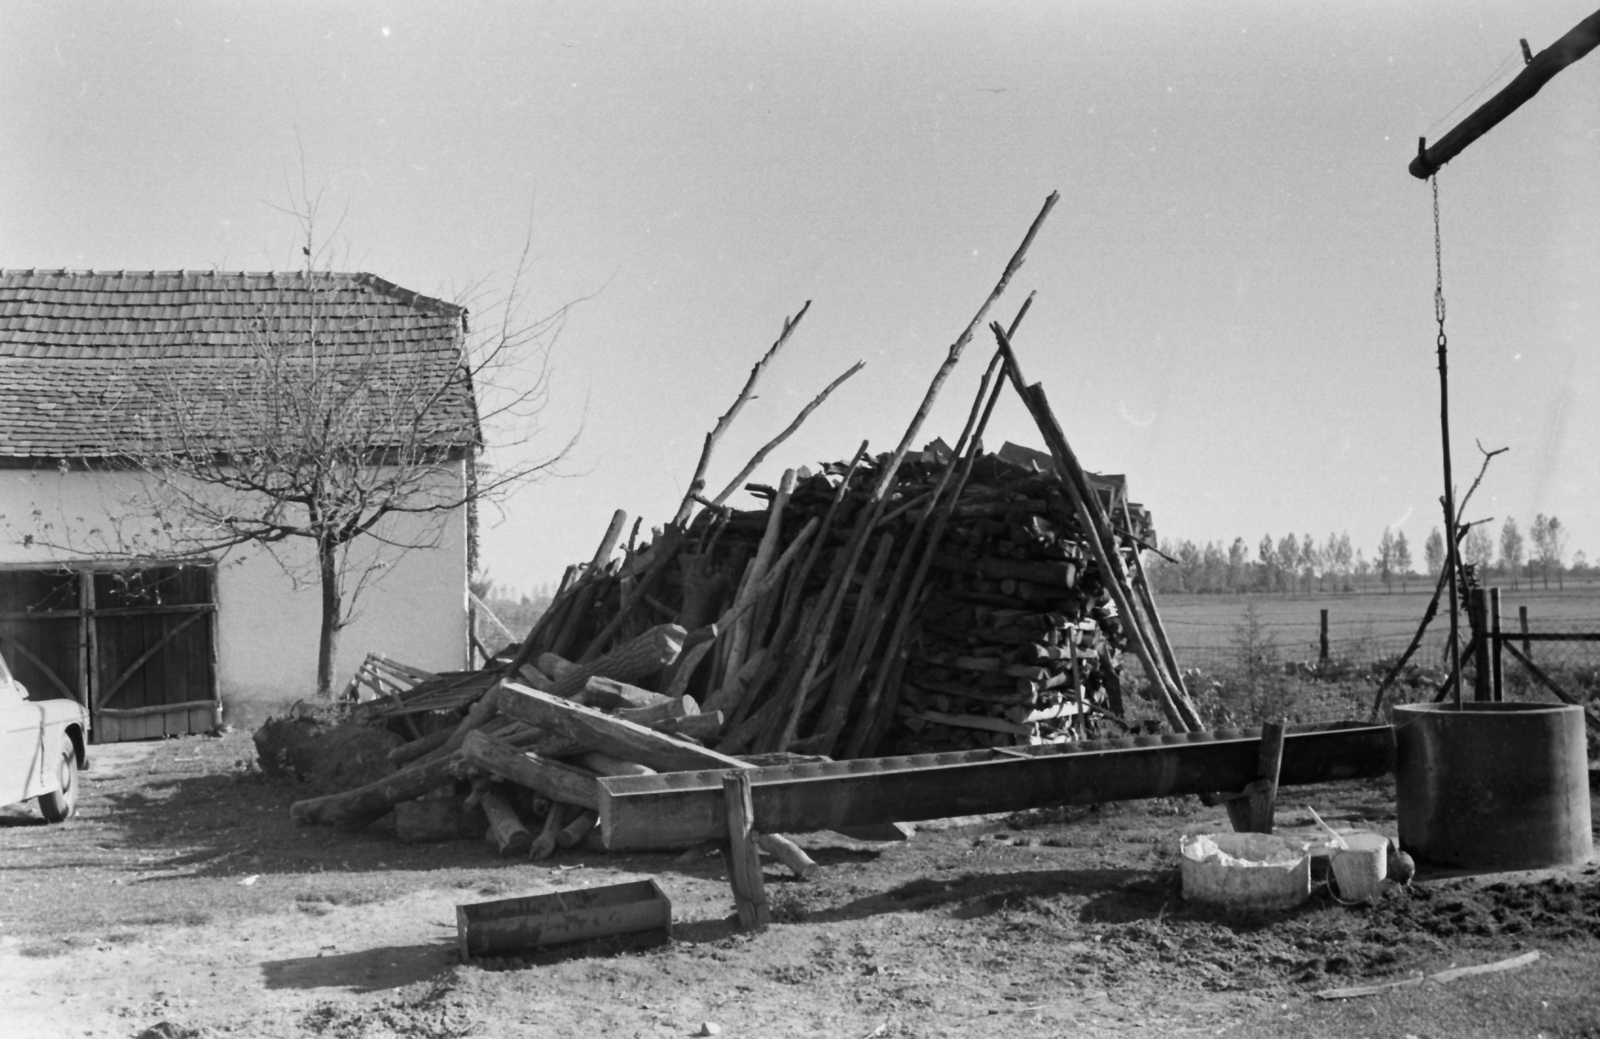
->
2;732;1597;1039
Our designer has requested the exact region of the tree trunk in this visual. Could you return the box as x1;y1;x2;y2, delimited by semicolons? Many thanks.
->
318;538;341;698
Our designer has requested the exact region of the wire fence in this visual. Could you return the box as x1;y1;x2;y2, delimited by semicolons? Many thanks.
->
1125;603;1600;734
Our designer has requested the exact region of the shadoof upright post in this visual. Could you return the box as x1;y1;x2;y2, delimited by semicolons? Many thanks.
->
1489;587;1504;702
1519;605;1532;659
1319;610;1330;665
1434;180;1463;709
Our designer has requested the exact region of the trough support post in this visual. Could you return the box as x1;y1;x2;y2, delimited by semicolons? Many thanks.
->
722;771;770;930
1224;720;1286;835
1471;588;1492;702
1319;610;1330;665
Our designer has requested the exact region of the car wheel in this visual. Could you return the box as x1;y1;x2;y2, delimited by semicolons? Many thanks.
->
37;736;78;823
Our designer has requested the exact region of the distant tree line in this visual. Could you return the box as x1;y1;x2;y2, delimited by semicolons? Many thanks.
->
1144;514;1584;595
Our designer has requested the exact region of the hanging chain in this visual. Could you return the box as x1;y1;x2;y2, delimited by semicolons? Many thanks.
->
1432;175;1447;349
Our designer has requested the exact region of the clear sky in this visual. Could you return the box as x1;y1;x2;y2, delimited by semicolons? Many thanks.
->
4;2;1596;595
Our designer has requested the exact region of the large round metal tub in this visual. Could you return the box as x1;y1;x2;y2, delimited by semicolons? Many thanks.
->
1395;702;1593;870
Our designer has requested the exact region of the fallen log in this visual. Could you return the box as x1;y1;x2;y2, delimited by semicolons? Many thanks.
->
574;751;657;777
530;801;571;861
548;624;687;700
498;682;749;774
480;787;533;856
459;730;601;810
572;676;674;711
556;809;600;848
613;695;697;728
756;832;819;879
290;752;464;828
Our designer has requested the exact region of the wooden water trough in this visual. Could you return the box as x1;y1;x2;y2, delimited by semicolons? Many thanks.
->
597;720;1395;850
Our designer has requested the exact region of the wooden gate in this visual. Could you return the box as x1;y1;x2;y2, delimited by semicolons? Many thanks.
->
0;564;219;743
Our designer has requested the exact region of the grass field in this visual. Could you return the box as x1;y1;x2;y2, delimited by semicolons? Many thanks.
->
1156;582;1600;663
1126;582;1600;731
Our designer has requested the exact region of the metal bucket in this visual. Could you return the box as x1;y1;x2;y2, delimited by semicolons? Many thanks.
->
1395;702;1594;870
1328;832;1389;902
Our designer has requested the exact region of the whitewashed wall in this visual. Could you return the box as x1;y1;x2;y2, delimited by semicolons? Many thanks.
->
0;465;468;722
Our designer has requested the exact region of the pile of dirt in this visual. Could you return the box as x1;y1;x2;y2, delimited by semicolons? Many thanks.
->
252;708;403;794
1079;867;1600;989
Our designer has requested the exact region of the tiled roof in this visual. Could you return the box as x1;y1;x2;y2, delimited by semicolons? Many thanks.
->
0;270;477;459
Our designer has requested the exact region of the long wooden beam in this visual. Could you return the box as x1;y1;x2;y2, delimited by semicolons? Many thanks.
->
1411;8;1600;178
597;721;1395;849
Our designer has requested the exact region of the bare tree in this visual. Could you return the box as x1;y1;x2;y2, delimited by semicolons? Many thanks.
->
1424;527;1445;578
1276;533;1299;596
1461;522;1495;577
1499;517;1524;589
1547;516;1569;589
1531;514;1553;588
1376;527;1396;593
1394;529;1413;591
64;220;582;697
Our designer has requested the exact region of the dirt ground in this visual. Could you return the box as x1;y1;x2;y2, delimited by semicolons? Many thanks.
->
2;731;1597;1039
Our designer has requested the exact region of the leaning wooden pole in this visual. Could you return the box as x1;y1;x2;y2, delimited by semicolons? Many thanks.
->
762;193;1059;752
1410;8;1600;178
991;323;1202;732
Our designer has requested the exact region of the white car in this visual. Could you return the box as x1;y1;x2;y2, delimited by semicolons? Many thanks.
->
0;650;89;822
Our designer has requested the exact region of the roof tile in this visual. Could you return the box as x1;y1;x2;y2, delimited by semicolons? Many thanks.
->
0;270;474;458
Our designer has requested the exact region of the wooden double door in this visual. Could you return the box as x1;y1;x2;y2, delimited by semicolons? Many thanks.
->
0;564;219;742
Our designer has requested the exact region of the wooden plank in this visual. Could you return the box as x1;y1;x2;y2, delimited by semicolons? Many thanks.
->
95;698;220;718
598;722;1395;850
497;682;749;774
1317;951;1540;999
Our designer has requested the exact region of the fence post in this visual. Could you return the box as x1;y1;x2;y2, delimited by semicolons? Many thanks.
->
1489;587;1503;702
1318;609;1329;665
1519;605;1531;659
1470;588;1492;702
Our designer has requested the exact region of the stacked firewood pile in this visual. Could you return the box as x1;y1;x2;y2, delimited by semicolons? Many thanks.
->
289;192;1205;854
508;445;1160;758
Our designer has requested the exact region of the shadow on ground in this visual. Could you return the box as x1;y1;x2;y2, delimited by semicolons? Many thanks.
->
262;941;456;992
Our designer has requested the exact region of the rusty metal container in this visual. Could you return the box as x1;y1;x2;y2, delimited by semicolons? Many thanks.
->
1395;702;1593;870
456;878;672;959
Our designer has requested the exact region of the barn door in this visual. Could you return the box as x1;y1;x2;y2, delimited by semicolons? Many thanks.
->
0;568;87;711
90;565;219;742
